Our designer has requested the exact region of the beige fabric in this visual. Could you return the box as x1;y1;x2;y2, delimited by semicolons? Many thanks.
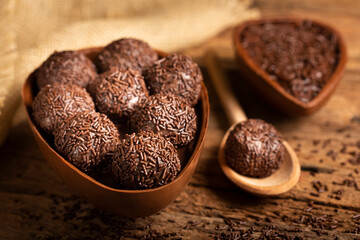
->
0;0;259;145
0;0;17;145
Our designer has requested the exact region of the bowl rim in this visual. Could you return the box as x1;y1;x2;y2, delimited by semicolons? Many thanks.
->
22;47;210;194
233;17;348;110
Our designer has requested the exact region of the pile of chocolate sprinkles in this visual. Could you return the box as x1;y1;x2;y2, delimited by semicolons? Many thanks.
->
32;83;95;133
130;93;197;147
241;20;339;102
224;119;284;178
93;69;148;119
96;38;158;74
54;111;120;173
36;51;97;89
145;53;203;106
112;131;181;190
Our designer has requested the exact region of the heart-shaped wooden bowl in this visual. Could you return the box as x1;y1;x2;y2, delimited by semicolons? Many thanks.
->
22;47;210;217
233;18;347;116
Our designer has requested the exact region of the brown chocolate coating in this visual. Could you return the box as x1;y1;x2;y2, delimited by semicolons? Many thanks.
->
96;38;158;73
130;93;197;147
112;131;181;190
145;53;203;106
224;119;284;178
36;51;97;89
32;83;95;134
93;69;148;119
54;111;120;173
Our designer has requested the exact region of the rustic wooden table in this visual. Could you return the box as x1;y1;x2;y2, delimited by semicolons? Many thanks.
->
1;1;360;239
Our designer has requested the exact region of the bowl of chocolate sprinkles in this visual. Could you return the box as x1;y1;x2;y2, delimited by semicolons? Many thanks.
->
22;45;209;217
234;18;347;116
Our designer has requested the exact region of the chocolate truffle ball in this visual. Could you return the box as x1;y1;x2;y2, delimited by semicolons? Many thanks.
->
32;83;95;134
96;38;158;73
130;93;197;147
145;53;203;106
93;69;148;119
36;51;97;89
224;119;285;178
54;111;120;173
112;131;181;190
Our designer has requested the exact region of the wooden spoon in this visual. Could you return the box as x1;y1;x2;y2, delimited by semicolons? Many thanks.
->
205;50;300;196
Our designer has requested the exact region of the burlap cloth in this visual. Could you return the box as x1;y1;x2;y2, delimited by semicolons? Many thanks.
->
0;0;259;145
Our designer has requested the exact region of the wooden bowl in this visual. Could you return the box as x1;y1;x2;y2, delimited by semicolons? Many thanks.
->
233;18;347;116
22;47;210;217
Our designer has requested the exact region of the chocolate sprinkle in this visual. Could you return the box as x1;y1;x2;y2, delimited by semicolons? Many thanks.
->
240;20;339;102
96;38;158;74
93;69;148;119
36;51;97;89
112;131;180;190
54;111;120;173
130;93;197;147
33;84;95;134
224;119;285;178
311;180;328;193
145;53;203;106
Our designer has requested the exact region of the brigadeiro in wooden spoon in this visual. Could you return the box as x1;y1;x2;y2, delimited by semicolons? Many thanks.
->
224;119;285;178
205;50;300;196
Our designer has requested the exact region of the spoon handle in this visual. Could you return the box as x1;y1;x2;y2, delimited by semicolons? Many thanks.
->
205;50;247;125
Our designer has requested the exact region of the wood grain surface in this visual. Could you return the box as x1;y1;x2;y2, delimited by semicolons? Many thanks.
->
1;0;360;239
